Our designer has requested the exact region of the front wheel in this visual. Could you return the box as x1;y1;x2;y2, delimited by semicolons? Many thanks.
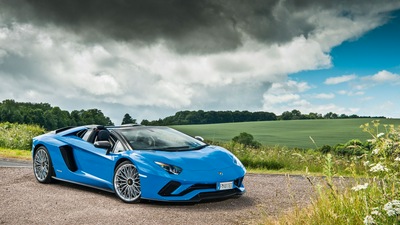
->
33;146;53;183
113;161;141;203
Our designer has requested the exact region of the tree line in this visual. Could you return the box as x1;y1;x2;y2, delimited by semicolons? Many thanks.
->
0;99;113;130
140;109;384;126
141;110;277;125
0;99;385;129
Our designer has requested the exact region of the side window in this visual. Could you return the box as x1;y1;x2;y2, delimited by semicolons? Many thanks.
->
82;129;94;142
76;129;87;139
113;141;125;153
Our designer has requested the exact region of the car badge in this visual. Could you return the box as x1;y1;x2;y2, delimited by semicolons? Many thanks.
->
218;172;223;176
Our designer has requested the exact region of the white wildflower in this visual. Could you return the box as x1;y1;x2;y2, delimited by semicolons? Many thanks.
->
372;148;379;155
383;200;400;216
363;215;375;225
395;157;400;162
377;133;384;138
371;208;381;216
369;163;389;173
351;183;369;191
363;161;370;167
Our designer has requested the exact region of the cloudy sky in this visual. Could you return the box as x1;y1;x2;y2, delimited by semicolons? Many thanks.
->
1;0;399;124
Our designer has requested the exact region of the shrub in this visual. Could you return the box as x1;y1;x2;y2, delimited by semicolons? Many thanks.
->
333;140;367;156
0;122;45;150
318;144;332;154
232;132;261;148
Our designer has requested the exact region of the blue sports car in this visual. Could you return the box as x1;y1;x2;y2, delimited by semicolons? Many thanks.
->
32;125;246;203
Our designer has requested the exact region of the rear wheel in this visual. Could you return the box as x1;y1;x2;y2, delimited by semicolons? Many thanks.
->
113;161;141;203
33;146;53;183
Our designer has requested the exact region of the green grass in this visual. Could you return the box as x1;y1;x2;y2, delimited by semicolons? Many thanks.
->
172;118;400;149
0;147;31;160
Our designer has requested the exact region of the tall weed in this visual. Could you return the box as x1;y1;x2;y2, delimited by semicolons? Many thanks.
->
267;120;400;224
220;141;360;175
0;122;45;150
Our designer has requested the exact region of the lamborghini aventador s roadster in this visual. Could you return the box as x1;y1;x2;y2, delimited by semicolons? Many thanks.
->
32;125;246;203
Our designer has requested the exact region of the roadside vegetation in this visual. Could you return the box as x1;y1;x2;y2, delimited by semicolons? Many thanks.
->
0;122;45;150
0;122;44;160
265;120;400;224
222;141;365;176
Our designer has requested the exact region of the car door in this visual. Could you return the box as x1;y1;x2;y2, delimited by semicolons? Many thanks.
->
59;129;117;190
72;140;116;190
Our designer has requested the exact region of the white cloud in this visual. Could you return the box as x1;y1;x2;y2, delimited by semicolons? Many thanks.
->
324;74;357;85
312;104;359;116
0;2;399;122
365;70;400;83
0;21;330;110
337;90;365;96
262;80;312;111
262;79;361;116
314;93;335;99
268;80;311;94
264;93;300;105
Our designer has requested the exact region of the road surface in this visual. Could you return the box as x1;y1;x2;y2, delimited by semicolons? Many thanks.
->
0;159;350;224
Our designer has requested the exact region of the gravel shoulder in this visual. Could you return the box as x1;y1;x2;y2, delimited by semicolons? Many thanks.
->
0;166;329;225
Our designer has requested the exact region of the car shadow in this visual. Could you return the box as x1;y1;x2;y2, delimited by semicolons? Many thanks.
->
52;179;255;209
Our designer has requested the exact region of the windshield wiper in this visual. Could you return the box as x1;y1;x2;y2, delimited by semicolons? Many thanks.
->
158;146;190;150
190;144;209;150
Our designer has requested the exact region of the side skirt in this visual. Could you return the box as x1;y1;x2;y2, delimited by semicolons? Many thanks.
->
51;176;115;193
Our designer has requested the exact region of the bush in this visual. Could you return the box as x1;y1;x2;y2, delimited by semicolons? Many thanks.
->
318;144;332;154
0;122;45;150
232;132;261;148
333;139;367;156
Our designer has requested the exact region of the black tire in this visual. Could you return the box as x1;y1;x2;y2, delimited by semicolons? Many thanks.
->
113;161;141;203
33;146;54;183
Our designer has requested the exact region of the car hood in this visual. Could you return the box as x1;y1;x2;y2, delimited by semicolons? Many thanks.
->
130;145;240;171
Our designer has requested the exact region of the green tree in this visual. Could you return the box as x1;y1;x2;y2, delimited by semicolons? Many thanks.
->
121;113;136;125
291;109;302;120
281;111;293;120
140;119;150;125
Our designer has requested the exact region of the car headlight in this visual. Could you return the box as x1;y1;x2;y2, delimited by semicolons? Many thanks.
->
155;161;182;175
232;155;245;168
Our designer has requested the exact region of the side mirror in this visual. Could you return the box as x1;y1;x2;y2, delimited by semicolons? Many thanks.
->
94;141;112;154
194;136;204;142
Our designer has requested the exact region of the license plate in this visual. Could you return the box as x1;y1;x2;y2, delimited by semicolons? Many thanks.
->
218;181;233;190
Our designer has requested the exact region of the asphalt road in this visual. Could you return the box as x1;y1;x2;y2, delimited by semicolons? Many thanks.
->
1;158;352;224
0;157;31;167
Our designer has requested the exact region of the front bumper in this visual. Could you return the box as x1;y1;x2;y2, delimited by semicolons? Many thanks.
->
156;177;245;202
139;167;246;202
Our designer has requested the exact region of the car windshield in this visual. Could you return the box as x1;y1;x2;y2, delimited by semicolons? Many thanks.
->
117;126;207;151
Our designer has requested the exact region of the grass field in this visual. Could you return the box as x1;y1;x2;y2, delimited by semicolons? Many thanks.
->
0;147;31;160
172;118;400;149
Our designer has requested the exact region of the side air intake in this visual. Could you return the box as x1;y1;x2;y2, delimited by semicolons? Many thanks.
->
59;146;78;172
